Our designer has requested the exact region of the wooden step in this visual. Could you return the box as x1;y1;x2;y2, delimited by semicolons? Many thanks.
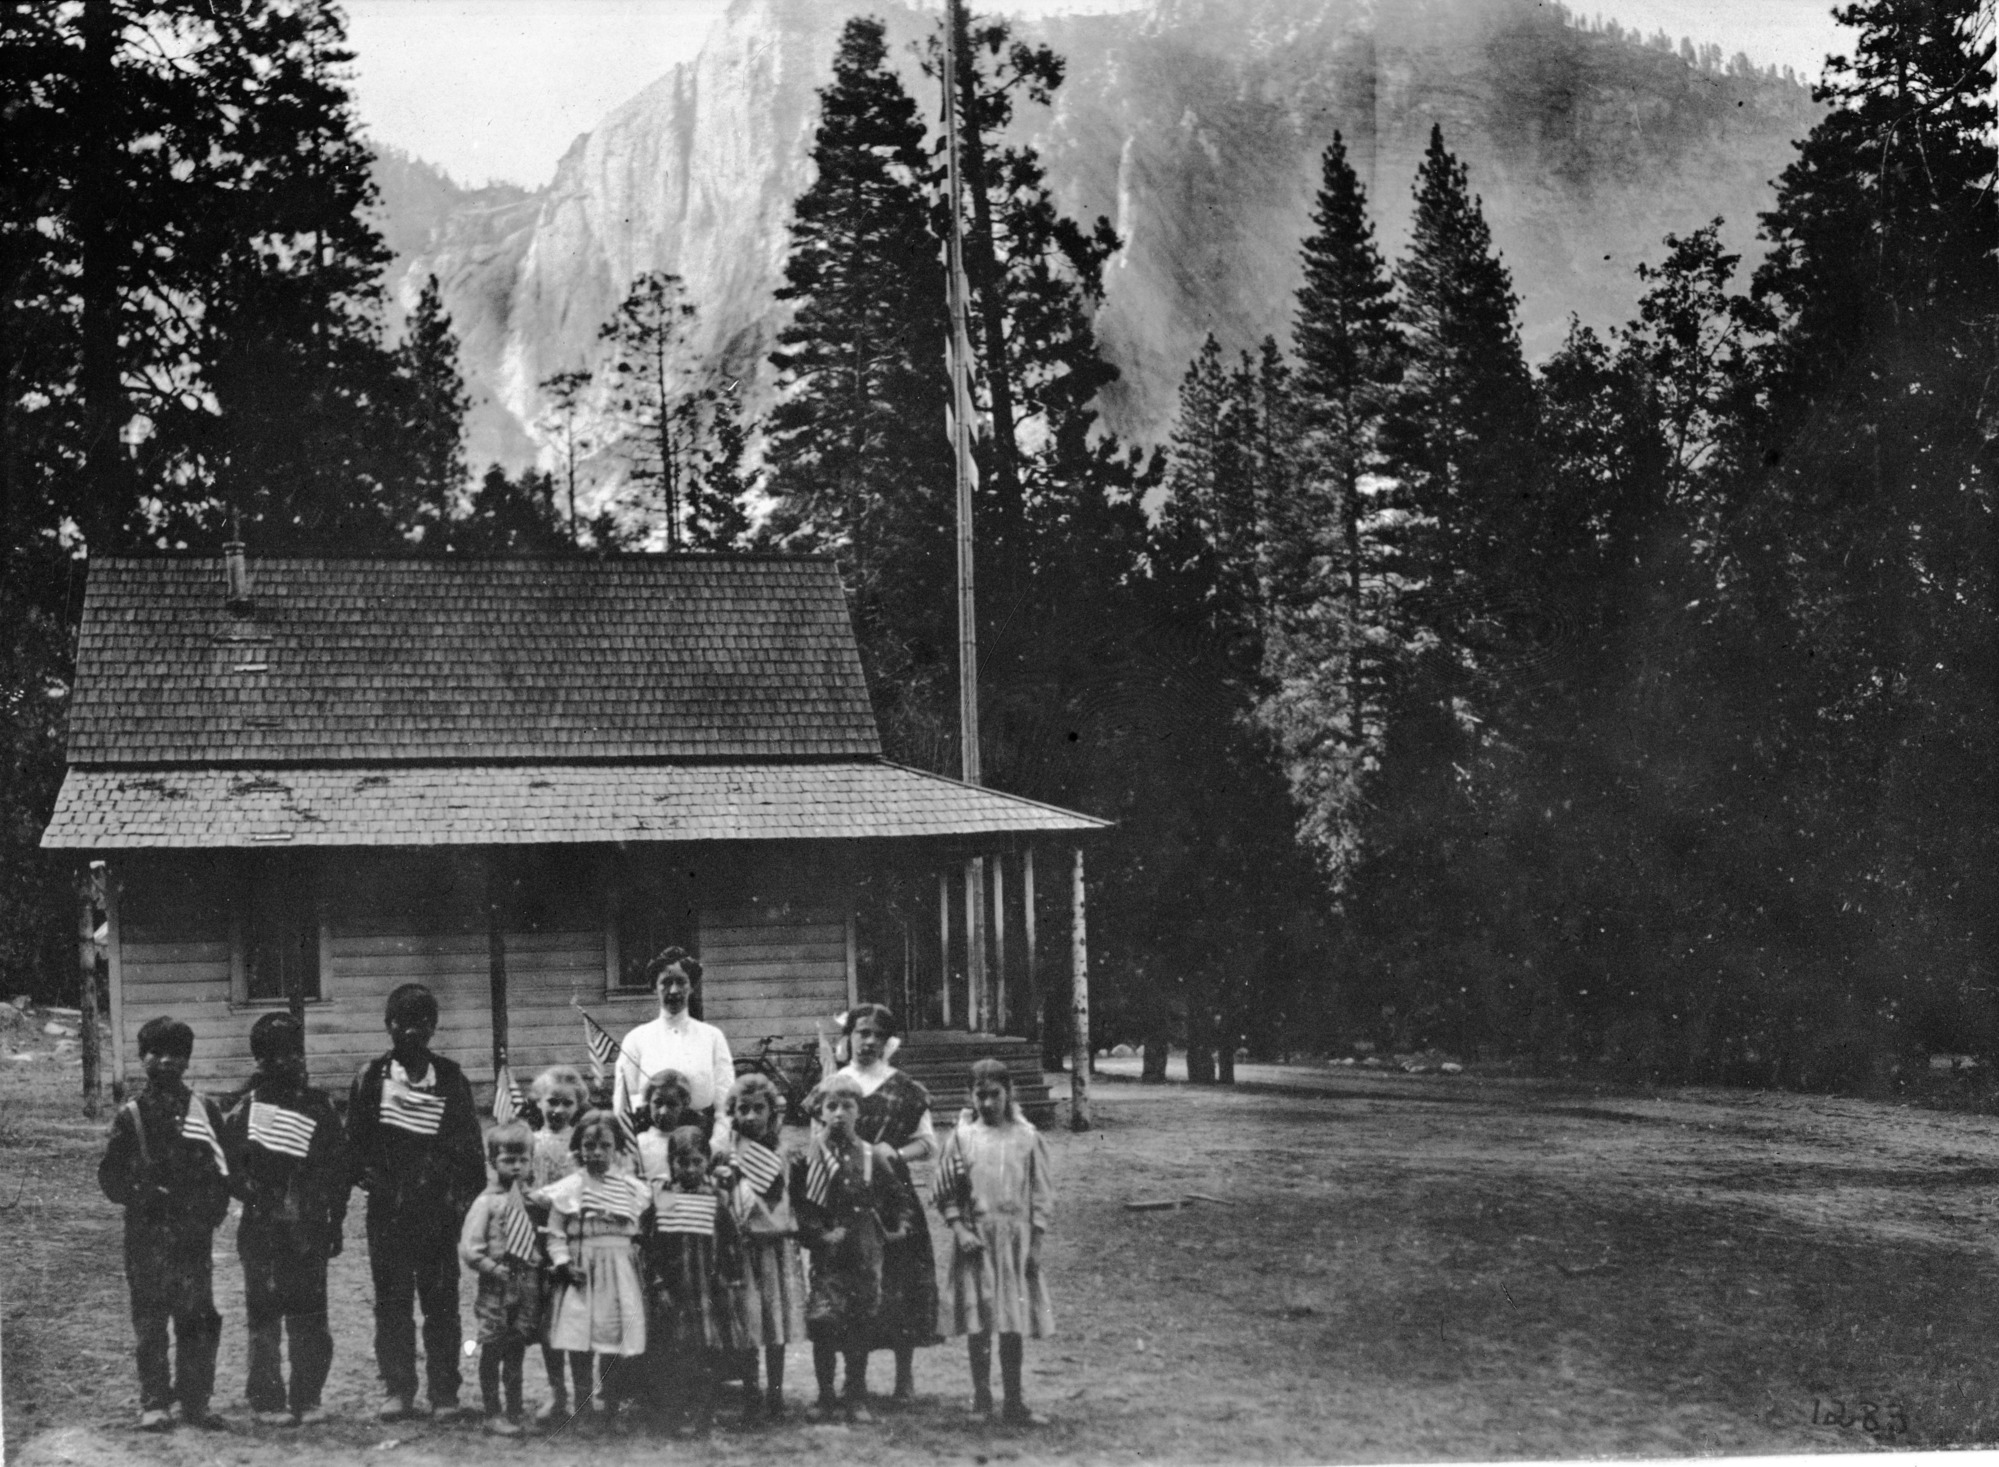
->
893;1033;1057;1125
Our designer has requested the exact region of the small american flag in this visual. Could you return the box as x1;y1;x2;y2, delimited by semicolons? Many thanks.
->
804;1141;831;1209
381;1076;446;1137
733;1138;783;1196
582;1011;620;1081
247;1100;316;1160
501;1192;540;1264
180;1097;228;1174
656;1190;717;1236
491;1064;524;1125
580;1175;648;1222
936;1136;968;1205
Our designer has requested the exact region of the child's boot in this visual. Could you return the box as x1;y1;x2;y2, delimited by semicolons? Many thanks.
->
999;1334;1036;1425
969;1334;995;1416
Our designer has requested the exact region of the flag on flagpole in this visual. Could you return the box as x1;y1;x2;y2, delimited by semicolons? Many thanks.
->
180;1097;228;1174
247;1100;317;1160
492;1064;524;1125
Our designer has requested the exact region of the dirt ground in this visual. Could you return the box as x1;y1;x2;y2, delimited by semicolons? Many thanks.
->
9;1032;1999;1466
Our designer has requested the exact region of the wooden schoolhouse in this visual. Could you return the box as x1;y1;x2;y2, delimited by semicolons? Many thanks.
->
41;553;1105;1105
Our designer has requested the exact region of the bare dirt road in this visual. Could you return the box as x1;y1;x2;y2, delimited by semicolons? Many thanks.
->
8;1043;1999;1465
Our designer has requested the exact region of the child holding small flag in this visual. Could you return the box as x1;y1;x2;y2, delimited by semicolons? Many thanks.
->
542;1109;652;1430
935;1059;1054;1424
459;1121;548;1435
794;1072;913;1423
719;1073;806;1421
99;1016;233;1432
347;983;487;1422
643;1126;742;1436
220;1013;347;1426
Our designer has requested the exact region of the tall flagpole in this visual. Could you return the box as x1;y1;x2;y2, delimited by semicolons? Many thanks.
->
942;0;988;1030
943;0;979;789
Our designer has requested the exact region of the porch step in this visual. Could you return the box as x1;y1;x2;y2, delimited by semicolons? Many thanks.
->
890;1033;1058;1127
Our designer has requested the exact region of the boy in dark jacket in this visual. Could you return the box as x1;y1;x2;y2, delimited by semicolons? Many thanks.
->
98;1015;232;1432
221;1012;347;1426
347;983;487;1421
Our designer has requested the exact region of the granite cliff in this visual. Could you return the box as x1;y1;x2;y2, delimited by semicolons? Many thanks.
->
373;0;1822;475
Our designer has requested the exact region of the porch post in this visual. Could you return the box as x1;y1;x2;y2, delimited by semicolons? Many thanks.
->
938;868;952;1027
485;852;509;1080
844;913;859;1009
1069;845;1091;1131
992;852;1007;1034
964;856;985;1031
77;865;101;1111
105;860;127;1101
1022;846;1038;1043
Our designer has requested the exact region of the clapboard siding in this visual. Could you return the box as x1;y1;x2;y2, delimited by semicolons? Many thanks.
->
109;851;860;1089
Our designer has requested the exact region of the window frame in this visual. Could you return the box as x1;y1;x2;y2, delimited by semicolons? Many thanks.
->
230;854;328;1009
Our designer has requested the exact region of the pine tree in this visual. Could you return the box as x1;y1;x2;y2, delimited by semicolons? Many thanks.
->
1256;135;1402;875
765;15;954;758
599;271;704;549
685;385;755;552
1383;125;1536;667
535;367;597;547
395;274;471;540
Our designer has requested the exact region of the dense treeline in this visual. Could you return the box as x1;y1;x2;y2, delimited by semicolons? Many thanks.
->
1246;0;1997;1086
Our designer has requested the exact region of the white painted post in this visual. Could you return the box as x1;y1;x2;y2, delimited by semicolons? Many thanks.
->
938;869;952;1027
965;855;985;1031
992;852;1007;1033
1069;846;1091;1132
105;860;127;1101
1023;846;1037;1043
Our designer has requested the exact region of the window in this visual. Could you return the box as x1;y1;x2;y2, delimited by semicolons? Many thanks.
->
240;858;321;1004
612;855;701;993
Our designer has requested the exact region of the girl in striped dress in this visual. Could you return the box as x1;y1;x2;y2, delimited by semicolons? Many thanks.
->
643;1126;742;1436
935;1060;1054;1424
540;1110;651;1429
718;1073;807;1420
794;1072;915;1422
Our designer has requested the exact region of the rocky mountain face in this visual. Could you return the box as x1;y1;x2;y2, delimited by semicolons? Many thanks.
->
374;0;1821;475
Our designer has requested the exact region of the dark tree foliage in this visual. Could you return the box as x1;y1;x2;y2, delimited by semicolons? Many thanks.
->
1300;0;1999;1090
1;0;421;1004
764;15;956;763
598;271;705;549
395;274;471;540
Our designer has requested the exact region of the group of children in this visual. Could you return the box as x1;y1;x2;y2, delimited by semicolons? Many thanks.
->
98;982;1055;1437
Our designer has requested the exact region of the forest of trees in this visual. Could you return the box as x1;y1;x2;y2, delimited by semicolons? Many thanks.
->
3;0;1993;1095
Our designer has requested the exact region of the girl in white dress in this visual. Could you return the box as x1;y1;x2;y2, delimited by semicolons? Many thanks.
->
540;1109;652;1428
935;1059;1053;1424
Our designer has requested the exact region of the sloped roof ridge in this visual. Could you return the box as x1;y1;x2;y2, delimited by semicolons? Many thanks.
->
871;758;1112;828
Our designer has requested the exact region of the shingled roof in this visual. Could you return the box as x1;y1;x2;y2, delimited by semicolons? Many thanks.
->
42;762;1109;848
47;555;1110;849
66;556;882;764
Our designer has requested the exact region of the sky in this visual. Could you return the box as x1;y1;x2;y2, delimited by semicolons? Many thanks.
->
341;0;1850;190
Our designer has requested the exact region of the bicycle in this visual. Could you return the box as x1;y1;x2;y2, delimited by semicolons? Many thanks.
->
733;1033;824;1126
